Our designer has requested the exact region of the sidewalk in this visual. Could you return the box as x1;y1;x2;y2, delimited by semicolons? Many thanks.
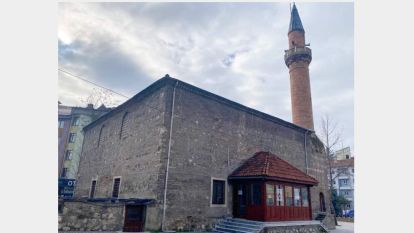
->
330;221;354;233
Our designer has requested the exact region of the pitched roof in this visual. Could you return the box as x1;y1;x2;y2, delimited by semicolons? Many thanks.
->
229;151;318;185
288;3;305;34
83;75;312;133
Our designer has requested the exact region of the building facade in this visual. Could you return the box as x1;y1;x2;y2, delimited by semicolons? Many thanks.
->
58;103;111;180
59;76;334;231
330;155;354;212
59;4;336;232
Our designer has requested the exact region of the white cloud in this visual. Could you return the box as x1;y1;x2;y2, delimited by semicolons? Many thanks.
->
58;2;354;151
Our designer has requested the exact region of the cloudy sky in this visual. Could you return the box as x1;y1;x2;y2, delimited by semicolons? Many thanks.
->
58;2;354;152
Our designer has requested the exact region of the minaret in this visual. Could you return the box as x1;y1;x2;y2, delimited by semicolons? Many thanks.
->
284;3;314;130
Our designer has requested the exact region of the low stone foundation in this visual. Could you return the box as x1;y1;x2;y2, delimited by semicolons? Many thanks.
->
263;223;328;233
58;201;124;231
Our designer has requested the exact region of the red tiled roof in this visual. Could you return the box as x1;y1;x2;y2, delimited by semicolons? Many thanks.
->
229;151;318;185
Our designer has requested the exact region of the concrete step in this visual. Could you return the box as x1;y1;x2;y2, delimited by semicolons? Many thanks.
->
219;222;262;232
214;225;254;233
221;221;263;230
227;218;264;226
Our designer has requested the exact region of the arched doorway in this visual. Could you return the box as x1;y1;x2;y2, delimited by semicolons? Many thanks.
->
319;192;326;212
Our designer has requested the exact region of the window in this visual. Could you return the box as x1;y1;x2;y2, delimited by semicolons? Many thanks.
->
73;117;80;126
119;112;129;139
352;168;354;173
276;185;284;206
346;204;351;208
68;133;76;143
266;184;275;206
212;179;226;205
72;117;80;126
61;168;68;178
65;150;72;160
301;187;309;207
333;180;336;185
98;125;105;147
112;177;121;198
58;120;64;128
319;193;326;212
346;155;350;159
294;187;301;207
340;179;349;186
251;183;262;205
90;180;97;198
285;186;293;206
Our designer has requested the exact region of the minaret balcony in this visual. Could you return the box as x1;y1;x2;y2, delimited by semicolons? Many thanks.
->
284;46;312;67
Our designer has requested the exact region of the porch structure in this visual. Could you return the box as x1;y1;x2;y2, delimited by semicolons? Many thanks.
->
228;151;319;222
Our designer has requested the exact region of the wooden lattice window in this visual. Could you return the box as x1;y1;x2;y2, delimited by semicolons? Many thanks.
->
112;177;121;198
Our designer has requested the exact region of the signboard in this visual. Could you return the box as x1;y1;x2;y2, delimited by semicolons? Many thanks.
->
58;179;76;198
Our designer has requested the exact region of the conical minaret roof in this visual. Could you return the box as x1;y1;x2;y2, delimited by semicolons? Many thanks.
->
288;3;305;34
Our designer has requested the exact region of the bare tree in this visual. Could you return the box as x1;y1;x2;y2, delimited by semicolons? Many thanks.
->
318;114;343;226
80;88;117;108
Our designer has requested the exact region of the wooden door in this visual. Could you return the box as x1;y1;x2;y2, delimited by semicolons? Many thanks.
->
233;183;248;218
123;205;145;232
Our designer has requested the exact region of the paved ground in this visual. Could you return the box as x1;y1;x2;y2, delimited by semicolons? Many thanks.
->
330;221;354;233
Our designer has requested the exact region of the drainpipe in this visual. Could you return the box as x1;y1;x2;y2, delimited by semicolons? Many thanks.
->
162;81;178;232
304;130;310;174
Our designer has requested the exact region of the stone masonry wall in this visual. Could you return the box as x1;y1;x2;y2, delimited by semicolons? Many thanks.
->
263;224;327;233
58;202;124;231
163;84;334;230
73;86;170;231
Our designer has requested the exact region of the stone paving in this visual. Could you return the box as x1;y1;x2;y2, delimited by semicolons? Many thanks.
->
330;221;354;233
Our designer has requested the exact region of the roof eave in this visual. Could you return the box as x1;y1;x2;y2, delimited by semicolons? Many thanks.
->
228;175;318;186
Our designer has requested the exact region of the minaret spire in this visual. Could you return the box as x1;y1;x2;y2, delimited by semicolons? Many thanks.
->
284;3;314;130
288;3;305;34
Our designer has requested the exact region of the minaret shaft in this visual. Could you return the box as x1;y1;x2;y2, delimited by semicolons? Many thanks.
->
285;4;314;130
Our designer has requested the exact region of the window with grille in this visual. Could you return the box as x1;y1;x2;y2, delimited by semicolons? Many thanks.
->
58;120;64;128
212;179;225;205
90;180;97;198
119;112;129;139
68;133;76;143
98;125;105;147
112;178;121;198
65;150;72;160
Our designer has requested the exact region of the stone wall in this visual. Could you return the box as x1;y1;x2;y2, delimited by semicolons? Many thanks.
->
263;224;327;233
58;202;124;231
162;83;334;229
73;86;170;231
66;79;334;231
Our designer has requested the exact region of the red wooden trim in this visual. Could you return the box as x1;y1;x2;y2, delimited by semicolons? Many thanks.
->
308;187;312;220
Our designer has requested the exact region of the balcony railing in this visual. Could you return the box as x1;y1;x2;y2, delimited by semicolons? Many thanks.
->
284;46;312;66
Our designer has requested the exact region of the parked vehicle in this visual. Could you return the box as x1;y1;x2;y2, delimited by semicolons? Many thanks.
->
345;209;354;218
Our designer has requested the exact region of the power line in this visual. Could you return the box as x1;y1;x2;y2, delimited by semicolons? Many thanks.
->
58;68;130;99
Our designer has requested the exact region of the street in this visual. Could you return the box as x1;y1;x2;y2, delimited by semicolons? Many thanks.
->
330;221;354;233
